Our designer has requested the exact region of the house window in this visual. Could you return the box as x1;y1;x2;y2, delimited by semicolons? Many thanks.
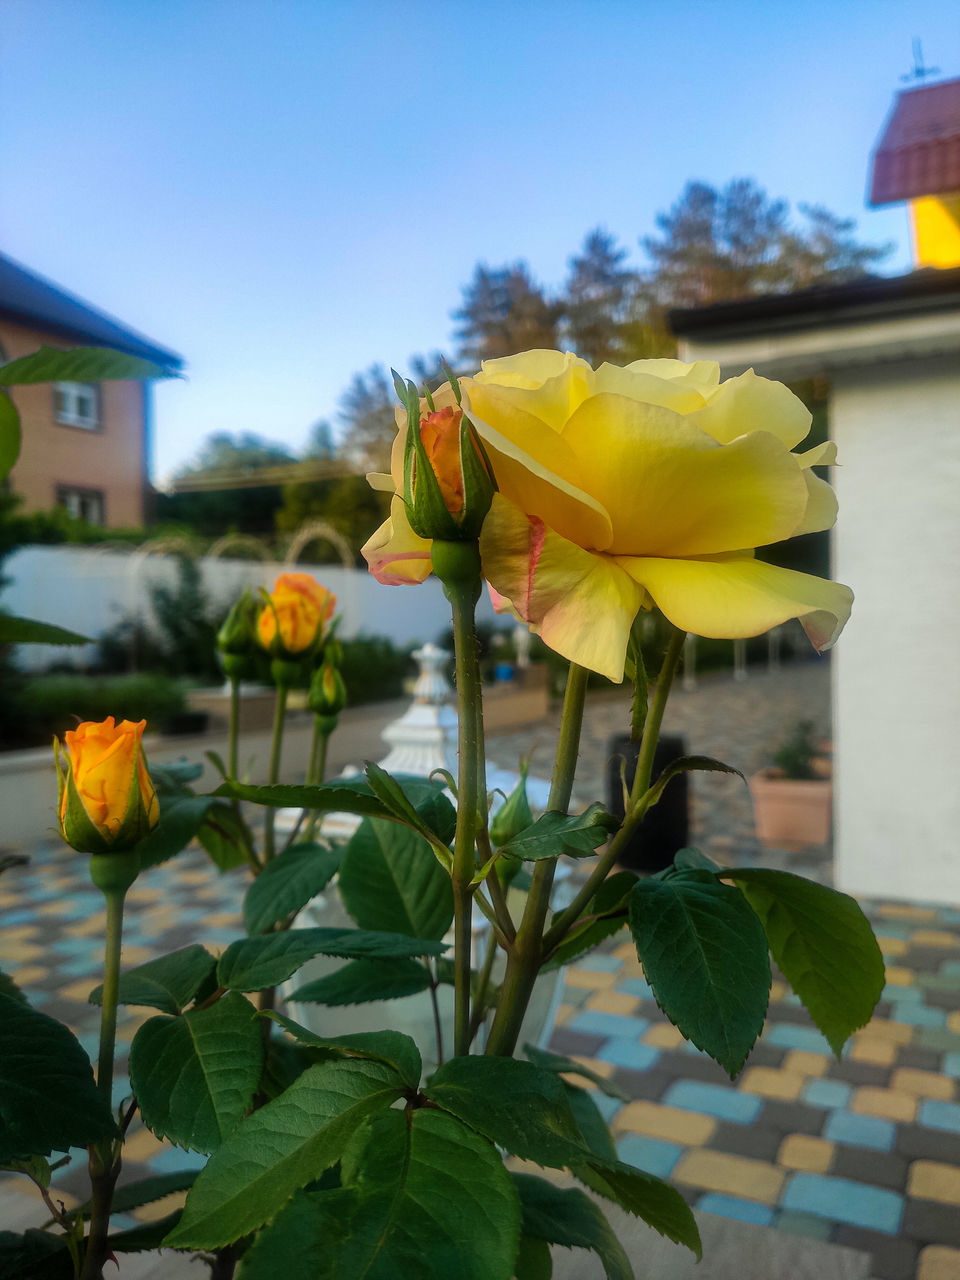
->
54;381;100;429
57;486;105;525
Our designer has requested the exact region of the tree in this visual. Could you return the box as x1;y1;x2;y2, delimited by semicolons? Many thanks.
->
453;263;560;364
562;228;637;365
175;431;297;477
304;419;336;460
274;475;389;564
336;365;396;473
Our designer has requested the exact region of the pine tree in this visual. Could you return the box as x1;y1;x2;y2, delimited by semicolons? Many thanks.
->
562;228;637;365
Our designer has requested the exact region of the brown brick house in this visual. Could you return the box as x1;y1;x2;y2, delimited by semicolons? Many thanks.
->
0;253;182;527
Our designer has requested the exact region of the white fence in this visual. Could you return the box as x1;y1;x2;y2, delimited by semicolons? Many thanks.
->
5;545;496;671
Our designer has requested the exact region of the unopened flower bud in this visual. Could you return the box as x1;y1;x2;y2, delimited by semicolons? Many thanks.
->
490;760;534;848
56;718;159;855
308;662;347;717
257;573;336;659
217;589;259;657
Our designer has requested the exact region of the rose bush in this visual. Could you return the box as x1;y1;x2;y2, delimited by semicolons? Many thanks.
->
56;716;159;853
257;572;336;656
364;350;852;681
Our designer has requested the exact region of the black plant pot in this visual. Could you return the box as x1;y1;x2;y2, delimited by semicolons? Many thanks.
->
605;732;689;872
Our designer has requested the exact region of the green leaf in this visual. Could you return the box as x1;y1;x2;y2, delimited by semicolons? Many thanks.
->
107;1213;183;1253
215;778;393;820
643;755;744;810
292;957;431;1006
628;870;770;1077
243;842;342;934
164;1057;406;1248
339;817;454;940
0;614;90;646
78;1170;198;1218
277;1108;522;1280
624;620;648;744
671;846;721;874
543;917;627;971
0;345;170;386
514;1236;553;1280
218;927;445;992
150;759;204;794
425;1055;590;1168
0;994;118;1161
0;390;21;480
723;868;885;1056
1;1155;51;1188
0;970;28;1005
137;795;221;869
130;992;263;1153
268;1011;422;1088
197;802;252;872
523;1045;629;1102
0;1230;73;1280
231;1189;331;1278
499;805;617;862
513;1174;632;1280
89;945;217;1015
577;1161;701;1258
564;1083;618;1162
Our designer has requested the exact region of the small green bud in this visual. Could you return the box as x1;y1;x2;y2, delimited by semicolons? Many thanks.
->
490;760;534;848
217;590;259;657
308;662;347;716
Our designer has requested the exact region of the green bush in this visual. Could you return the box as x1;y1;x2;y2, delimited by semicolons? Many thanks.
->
338;635;415;705
2;673;188;749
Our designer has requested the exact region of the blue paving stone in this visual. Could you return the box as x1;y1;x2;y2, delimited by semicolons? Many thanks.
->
936;913;960;929
597;1039;660;1070
919;1100;960;1133
765;1024;832;1054
51;937;99;957
61;956;103;978
618;977;654;1000
698;1194;774;1227
781;1174;903;1234
662;1081;762;1124
775;1210;834;1241
942;1052;960;1078
889;1004;947;1028
149;1146;207;1175
803;1079;851;1109
591;1092;624;1123
616;1133;683;1178
573;955;623;973
881;983;922;1003
823;1110;895;1152
24;988;50;1006
59;893;106;919
2;909;39;926
569;1012;650;1039
50;1149;88;1183
871;922;913;939
78;1032;101;1061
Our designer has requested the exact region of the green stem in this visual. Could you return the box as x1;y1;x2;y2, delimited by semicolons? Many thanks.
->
468;926;499;1046
228;675;240;782
263;684;289;862
303;716;331;843
485;663;589;1057
543;625;686;954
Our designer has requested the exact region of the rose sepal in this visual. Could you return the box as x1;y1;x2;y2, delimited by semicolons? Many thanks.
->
397;373;464;542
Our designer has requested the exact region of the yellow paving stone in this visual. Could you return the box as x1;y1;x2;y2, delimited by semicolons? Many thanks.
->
554;1003;576;1026
673;1149;785;1203
568;1055;615;1080
643;1024;686;1050
10;964;47;986
59;978;100;1003
37;899;82;917
614;1101;715;1146
203;911;241;928
587;990;641;1016
858;1019;914;1045
876;904;938;921
121;1125;167;1162
782;1051;829;1078
564;967;618;991
949;1012;960;1034
740;1068;806;1101
918;1245;960;1280
70;913;107;937
132;1190;189;1223
884;966;914;986
876;936;908;956
849;1036;898;1067
892;1068;955;1101
908;1161;960;1204
117;945;156;965
778;1134;834;1173
2;925;40;941
852;1086;917;1123
769;979;788;1002
613;942;639;963
911;930;960;949
3;941;45;962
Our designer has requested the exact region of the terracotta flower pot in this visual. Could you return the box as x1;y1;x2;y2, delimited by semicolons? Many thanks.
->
749;768;832;849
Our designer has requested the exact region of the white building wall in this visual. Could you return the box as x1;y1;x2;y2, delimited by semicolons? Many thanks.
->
831;355;960;905
4;546;496;671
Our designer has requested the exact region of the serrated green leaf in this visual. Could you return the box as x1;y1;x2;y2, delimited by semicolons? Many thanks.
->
292;957;431;1007
77;1170;198;1219
243;843;341;934
130;992;262;1153
0;390;21;480
643;755;744;810
523;1045;629;1102
513;1174;632;1280
0;996;117;1161
107;1212;183;1253
0;1229;73;1280
215;778;393;820
425;1055;590;1169
543;917;626;970
0;345;169;386
671;847;721;874
514;1235;553;1280
723;868;884;1056
269;1012;422;1088
339;817;454;940
0;614;89;646
564;1083;618;1162
219;927;445;992
577;1161;701;1259
197;802;252;872
0;970;28;1005
276;1108;521;1280
500;805;616;862
150;759;204;794
89;945;216;1015
136;795;221;869
363;761;425;828
1;1155;51;1188
628;870;770;1077
164;1057;406;1248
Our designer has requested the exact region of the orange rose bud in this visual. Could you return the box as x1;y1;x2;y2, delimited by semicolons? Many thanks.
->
420;406;466;516
257;573;336;657
56;717;159;854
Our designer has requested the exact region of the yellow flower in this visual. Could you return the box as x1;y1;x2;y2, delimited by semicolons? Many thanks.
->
257;573;336;655
57;717;159;853
465;350;851;681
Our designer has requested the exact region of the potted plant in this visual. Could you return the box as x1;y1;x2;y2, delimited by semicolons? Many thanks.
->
750;720;832;848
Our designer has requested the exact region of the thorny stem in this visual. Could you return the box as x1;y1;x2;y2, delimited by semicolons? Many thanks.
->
263;684;289;862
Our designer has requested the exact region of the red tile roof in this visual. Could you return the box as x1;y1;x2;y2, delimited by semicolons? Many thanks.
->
870;77;960;205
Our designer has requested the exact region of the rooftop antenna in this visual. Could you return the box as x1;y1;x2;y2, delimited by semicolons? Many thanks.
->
900;38;940;85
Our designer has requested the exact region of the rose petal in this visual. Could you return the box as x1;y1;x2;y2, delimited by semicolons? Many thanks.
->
361;496;432;586
688;368;812;448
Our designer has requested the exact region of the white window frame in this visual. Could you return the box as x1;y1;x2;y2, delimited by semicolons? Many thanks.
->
54;381;100;429
56;486;106;525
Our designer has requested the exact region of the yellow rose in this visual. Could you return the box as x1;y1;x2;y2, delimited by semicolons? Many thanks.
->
57;717;159;853
464;350;851;680
257;573;336;655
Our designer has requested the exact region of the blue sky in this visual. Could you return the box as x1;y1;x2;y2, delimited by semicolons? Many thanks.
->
3;0;958;479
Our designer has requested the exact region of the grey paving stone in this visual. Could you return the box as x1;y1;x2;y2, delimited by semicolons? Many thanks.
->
759;1099;828;1136
831;1226;918;1280
831;1146;907;1192
609;1065;673;1102
654;1049;732;1086
709;1120;784;1161
903;1196;960;1247
894;1045;943;1072
826;1060;892;1088
548;1027;607;1059
895;1121;960;1164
